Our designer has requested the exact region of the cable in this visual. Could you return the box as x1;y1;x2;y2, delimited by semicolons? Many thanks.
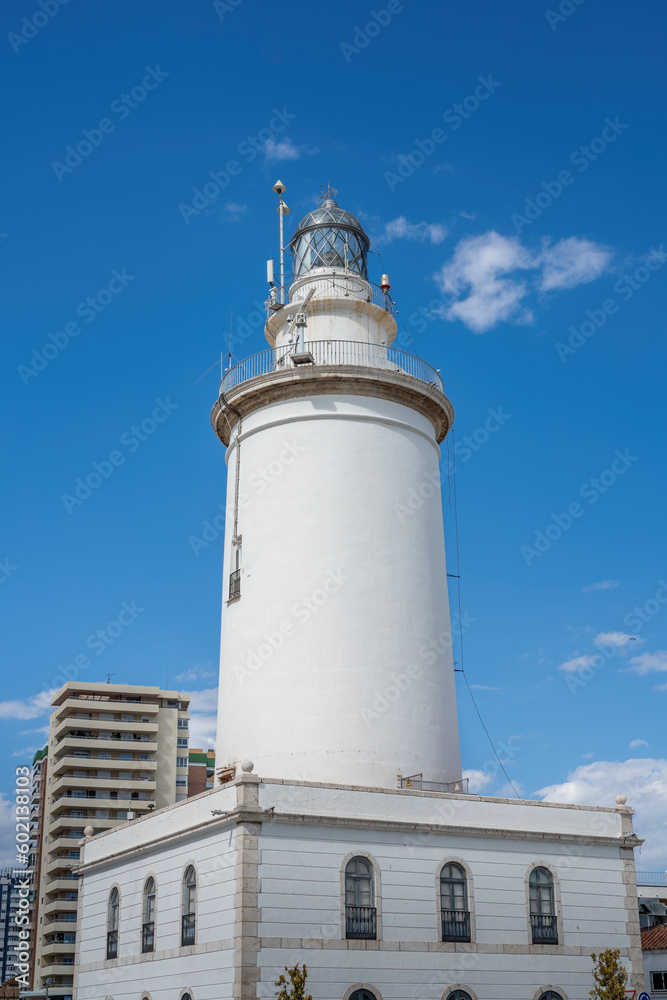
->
451;429;521;800
368;241;420;356
394;305;419;355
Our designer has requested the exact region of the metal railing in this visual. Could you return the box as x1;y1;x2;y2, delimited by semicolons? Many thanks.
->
106;929;118;959
399;775;470;794
221;340;442;395
181;912;195;946
530;913;558;944
268;276;393;314
441;908;471;942
637;872;667;886
56;733;154;743
142;921;154;953
345;904;377;940
228;569;241;600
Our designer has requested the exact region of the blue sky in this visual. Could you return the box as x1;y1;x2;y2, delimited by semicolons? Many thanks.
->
1;0;666;867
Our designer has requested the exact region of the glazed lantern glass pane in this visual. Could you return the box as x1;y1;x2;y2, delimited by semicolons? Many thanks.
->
290;199;369;280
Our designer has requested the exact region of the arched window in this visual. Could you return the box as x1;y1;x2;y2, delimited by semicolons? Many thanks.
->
538;993;563;1000
142;877;156;953
529;867;558;944
181;866;196;946
344;857;376;940
106;888;119;959
446;992;473;1000
440;863;470;942
349;991;377;1000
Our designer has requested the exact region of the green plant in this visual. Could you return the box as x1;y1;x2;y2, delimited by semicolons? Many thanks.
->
590;948;628;1000
275;963;312;1000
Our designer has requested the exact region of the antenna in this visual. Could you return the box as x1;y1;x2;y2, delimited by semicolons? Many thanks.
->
228;309;233;368
105;673;117;685
272;180;290;303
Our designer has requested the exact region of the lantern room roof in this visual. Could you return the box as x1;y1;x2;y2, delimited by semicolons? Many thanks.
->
292;197;369;245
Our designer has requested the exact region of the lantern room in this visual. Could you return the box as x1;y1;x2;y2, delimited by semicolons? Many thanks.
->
290;190;370;280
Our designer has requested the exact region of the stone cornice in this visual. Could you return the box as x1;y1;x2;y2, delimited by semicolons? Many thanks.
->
211;365;454;446
77;803;641;875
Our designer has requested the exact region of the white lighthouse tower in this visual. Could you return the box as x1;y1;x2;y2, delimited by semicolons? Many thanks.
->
211;186;462;791
74;184;644;1000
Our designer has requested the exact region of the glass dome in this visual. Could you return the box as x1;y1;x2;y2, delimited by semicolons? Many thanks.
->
290;196;369;279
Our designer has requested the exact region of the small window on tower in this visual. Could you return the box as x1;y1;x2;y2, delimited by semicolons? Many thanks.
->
228;536;242;601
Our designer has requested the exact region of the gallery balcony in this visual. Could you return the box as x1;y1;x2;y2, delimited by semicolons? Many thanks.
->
220;340;442;395
213;340;453;448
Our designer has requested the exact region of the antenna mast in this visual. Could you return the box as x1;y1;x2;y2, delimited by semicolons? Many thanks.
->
272;180;289;303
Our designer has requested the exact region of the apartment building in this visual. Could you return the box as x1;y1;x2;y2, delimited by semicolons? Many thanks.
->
0;870;22;985
32;682;190;1000
186;748;215;797
27;746;48;990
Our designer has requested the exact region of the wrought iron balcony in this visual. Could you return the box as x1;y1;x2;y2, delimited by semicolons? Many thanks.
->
106;929;118;960
141;921;154;953
181;912;195;946
228;569;241;600
220;340;443;396
345;904;377;940
441;908;471;942
530;913;558;944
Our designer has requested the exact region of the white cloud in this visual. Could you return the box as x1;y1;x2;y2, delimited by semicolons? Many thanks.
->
19;726;49;737
263;137;318;162
583;580;619;592
432;231;612;333
498;781;524;798
629;739;649;749
12;744;44;758
594;631;642;650
582;752;595;759
176;663;217;684
462;768;495;792
536;758;667;868
538;237;612;291
433;231;534;333
627;650;667;676
382;216;447;245
221;201;247;222
188;687;218;751
557;654;599;673
470;684;503;691
0;689;57;721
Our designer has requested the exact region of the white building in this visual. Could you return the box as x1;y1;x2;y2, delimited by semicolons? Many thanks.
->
73;188;644;1000
636;871;667;993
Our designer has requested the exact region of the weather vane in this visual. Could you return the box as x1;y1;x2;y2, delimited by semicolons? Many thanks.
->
318;183;338;205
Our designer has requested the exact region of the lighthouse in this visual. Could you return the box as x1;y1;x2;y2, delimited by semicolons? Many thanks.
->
211;187;462;791
74;184;644;1000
